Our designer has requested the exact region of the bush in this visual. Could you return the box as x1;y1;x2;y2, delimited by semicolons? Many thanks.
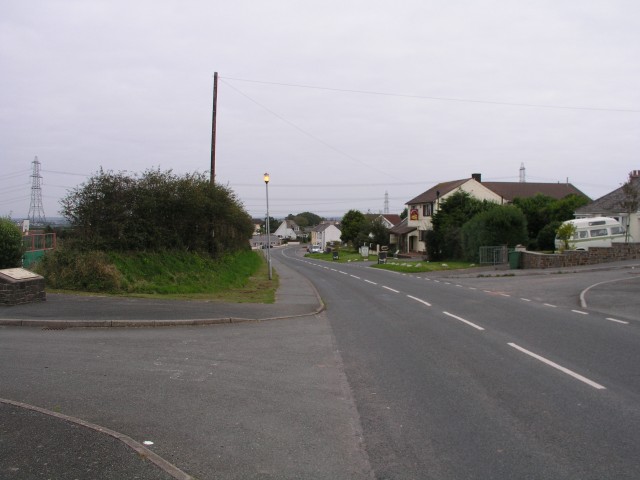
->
0;217;23;269
33;248;123;292
461;205;528;261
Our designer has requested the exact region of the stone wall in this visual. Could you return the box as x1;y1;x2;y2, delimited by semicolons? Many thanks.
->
0;269;46;306
521;243;640;269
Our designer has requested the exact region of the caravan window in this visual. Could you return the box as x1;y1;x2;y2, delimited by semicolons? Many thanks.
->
575;230;588;239
590;228;608;237
611;226;624;235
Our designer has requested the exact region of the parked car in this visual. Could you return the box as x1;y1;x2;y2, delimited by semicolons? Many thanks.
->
555;216;630;250
308;245;323;253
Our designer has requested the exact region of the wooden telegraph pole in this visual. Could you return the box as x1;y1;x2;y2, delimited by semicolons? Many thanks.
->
210;72;218;183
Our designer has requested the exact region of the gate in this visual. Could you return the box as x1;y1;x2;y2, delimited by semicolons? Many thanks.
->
478;245;508;265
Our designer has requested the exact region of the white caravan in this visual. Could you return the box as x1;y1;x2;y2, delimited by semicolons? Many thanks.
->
555;217;630;250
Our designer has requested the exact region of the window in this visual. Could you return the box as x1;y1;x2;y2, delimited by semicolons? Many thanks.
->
590;228;607;237
423;203;433;217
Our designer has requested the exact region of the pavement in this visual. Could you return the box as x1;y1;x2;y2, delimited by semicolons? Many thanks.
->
0;249;324;480
1;249;638;479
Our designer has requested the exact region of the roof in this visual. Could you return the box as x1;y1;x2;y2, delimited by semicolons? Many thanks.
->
389;218;416;235
406;179;469;204
407;177;588;205
380;214;402;226
481;181;588;202
312;223;340;233
575;176;640;215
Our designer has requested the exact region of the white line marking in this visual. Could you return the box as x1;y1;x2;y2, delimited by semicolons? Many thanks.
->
339;271;348;275
606;317;629;325
508;343;606;390
364;280;377;285
456;285;463;288
382;286;400;293
442;311;485;331
407;295;432;307
330;268;337;272
499;293;511;297
468;287;477;290
580;275;640;309
484;290;493;294
350;275;361;279
571;310;588;315
521;298;531;302
543;303;557;308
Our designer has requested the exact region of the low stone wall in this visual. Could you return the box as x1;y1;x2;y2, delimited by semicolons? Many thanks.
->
0;269;46;306
521;243;640;269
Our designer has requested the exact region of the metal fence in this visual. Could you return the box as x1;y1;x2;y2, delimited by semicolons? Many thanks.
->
478;245;508;265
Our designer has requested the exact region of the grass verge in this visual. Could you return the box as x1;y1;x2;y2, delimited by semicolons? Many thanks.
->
34;249;278;303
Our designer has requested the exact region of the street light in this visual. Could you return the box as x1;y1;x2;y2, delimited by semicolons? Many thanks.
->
264;172;272;280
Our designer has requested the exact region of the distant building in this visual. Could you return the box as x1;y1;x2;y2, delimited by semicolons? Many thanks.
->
310;222;342;250
273;219;301;240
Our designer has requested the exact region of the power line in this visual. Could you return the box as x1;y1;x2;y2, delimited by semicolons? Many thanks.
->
220;79;406;181
222;76;640;113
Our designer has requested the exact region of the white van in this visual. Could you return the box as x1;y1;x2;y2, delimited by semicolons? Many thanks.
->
555;217;630;250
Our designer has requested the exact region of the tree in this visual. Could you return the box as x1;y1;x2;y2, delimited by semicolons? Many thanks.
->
0;217;23;268
461;205;528;261
512;193;589;249
295;211;323;227
341;209;367;247
536;221;562;251
368;217;391;247
556;222;577;251
512;194;555;246
619;176;639;243
428;191;495;260
60;169;254;256
547;194;590;223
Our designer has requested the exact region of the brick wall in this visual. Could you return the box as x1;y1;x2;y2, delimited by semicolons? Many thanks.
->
521;243;640;269
0;277;46;306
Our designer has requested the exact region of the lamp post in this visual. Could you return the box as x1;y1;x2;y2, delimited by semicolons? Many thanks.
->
264;172;272;280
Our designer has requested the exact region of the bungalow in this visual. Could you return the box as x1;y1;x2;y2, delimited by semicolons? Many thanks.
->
574;170;640;242
396;172;587;254
273;219;301;240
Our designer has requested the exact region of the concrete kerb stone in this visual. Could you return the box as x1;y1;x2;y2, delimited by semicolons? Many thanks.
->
0;286;326;329
0;397;194;480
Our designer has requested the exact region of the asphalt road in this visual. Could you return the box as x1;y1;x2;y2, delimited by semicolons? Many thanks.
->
277;248;640;479
1;246;639;479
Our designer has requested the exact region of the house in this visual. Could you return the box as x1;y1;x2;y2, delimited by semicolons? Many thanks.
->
249;234;281;250
401;174;503;253
574;170;640;243
252;218;264;235
311;222;342;250
396;172;587;254
273;219;301;240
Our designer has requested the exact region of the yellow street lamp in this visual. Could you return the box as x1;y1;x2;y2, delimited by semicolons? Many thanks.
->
264;172;272;280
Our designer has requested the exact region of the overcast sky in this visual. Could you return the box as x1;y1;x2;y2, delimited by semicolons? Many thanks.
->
2;1;640;221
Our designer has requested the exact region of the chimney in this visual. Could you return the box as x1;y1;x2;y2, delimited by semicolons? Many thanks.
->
471;173;482;183
629;170;640;179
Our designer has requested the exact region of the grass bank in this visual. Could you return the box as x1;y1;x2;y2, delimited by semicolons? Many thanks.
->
34;249;278;303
